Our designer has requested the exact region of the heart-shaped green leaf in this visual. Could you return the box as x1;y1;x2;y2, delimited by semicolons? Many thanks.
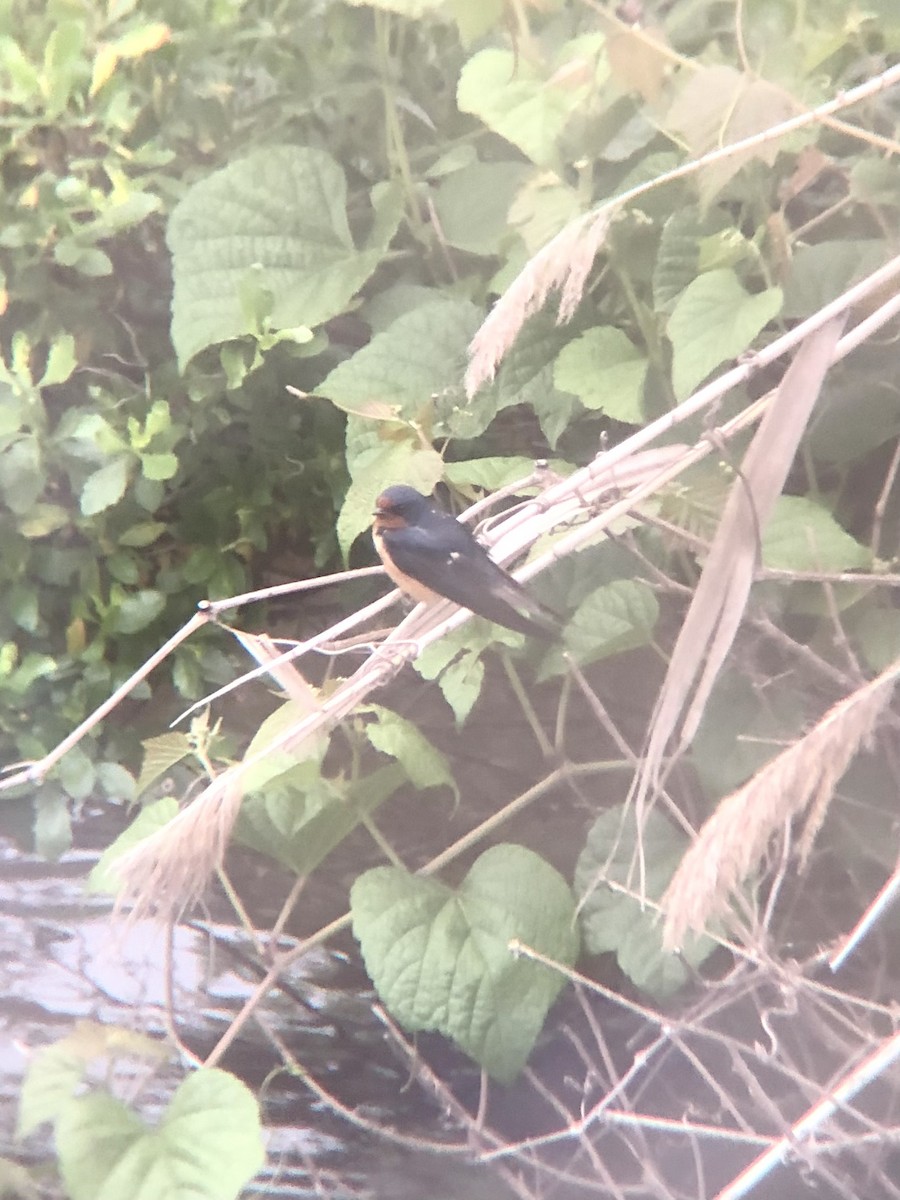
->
352;844;579;1081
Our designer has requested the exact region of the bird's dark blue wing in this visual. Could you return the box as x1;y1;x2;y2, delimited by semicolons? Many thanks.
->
381;518;559;639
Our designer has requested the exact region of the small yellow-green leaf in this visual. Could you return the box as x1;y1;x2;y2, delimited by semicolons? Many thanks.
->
40;334;77;386
140;452;178;481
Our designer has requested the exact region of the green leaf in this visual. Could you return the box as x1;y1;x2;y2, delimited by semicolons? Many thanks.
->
576;805;717;998
0;36;42;100
761;495;870;572
96;762;137;802
241;698;326;782
18;1022;167;1138
432;160;531;255
34;790;72;859
135;734;192;797
853;606;900;673
168;146;402;367
850;157;900;208
40;334;77;386
54;240;114;276
88;798;180;893
19;1032;95;1138
365;706;457;797
414;637;486;725
140;452;178;481
690;669;804;796
237;761;403;876
43;19;86;117
81;456;130;516
319;298;482;425
443;456;547;492
20;503;69;538
458;43;602;168
337;440;444;558
111;589;166;634
668;269;782;400
94;192;162;237
446;0;504;43
352;844;579;1081
559;580;658;668
554;327;648;422
652;208;705;313
118;522;167;548
782;240;887;319
57;745;96;803
0;437;43;514
56;1070;263;1200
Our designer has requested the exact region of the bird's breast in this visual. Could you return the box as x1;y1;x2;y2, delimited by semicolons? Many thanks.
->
373;527;441;605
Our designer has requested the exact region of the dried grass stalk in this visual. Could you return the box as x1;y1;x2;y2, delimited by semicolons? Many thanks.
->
662;659;900;951
465;206;617;395
634;315;846;806
114;773;245;919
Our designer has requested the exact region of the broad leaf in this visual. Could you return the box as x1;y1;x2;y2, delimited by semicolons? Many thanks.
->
352;844;579;1081
364;706;458;798
782;239;887;319
81;456;130;516
576;805;717;998
56;1070;263;1200
111;589;166;634
237;761;404;876
319;297;483;428
761;495;870;572
554;327;648;422
551;579;658;672
668;269;782;399
652;208;706;313
168;147;401;367
432;160;531;255
458;40;605;168
18;1022;167;1137
336;439;445;558
414;636;487;726
135;734;193;797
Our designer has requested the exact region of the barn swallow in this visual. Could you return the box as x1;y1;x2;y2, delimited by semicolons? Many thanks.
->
372;485;560;640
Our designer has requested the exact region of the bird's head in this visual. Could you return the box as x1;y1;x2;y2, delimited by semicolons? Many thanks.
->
373;485;432;529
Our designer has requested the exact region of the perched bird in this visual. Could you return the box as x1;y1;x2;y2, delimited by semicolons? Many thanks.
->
372;485;560;640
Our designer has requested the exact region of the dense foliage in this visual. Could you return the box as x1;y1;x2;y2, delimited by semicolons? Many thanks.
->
4;0;900;1195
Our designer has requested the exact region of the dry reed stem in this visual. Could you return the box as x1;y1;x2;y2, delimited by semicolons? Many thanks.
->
662;658;900;952
465;60;900;394
634;316;846;809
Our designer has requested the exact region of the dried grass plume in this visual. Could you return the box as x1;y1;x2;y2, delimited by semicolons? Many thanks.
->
662;660;900;951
